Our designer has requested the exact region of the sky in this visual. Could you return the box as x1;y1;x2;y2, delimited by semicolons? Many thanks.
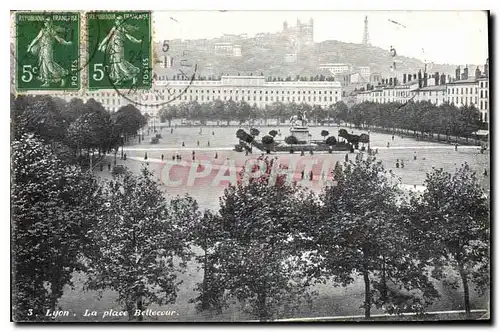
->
153;11;489;65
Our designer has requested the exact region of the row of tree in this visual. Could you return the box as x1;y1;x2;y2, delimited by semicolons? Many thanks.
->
349;101;484;140
11;94;147;165
12;133;490;321
159;99;484;141
159;100;349;127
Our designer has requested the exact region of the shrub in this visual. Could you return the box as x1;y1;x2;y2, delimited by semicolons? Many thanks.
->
268;130;278;137
236;129;246;139
262;135;274;145
325;136;337;146
250;128;260;136
285;135;299;145
321;130;330;138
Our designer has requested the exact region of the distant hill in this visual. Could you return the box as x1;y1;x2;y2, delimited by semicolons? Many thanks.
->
154;37;481;80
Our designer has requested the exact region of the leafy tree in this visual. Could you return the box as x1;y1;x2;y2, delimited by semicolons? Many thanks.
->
309;157;438;319
12;134;102;321
216;156;315;321
87;168;194;320
321;130;329;141
15;96;67;142
410;164;489;318
189;210;226;314
61;97;86;124
335;101;349;124
113;104;146;139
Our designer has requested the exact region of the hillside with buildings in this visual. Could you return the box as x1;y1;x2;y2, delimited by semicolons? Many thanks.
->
153;18;478;82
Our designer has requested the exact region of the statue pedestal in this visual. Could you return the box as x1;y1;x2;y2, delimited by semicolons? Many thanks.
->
290;126;310;143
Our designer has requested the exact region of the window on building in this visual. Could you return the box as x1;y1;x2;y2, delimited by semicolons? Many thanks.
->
485;90;488;98
461;97;463;104
481;101;483;109
265;97;268;101
308;96;311;101
485;101;488;110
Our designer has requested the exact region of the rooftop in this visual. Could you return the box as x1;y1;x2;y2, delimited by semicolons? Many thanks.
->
447;78;478;85
417;85;447;91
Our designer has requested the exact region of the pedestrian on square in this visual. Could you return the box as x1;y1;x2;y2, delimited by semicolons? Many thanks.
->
401;160;405;168
245;150;249;156
387;142;390;148
197;140;200;147
345;154;348;162
301;150;305;156
144;152;148;160
309;171;313;181
455;143;458;151
108;163;111;171
171;128;173;134
161;154;164;161
310;150;314;155
212;131;215;135
208;141;210;147
172;155;175;161
124;153;127;160
413;151;417;160
215;152;218;159
192;155;195;161
182;142;185;147
396;159;400;168
192;150;195;156
484;169;488;177
301;170;305;180
392;135;394;141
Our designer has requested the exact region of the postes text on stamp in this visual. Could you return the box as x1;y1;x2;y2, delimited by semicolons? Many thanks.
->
86;11;152;90
15;11;81;91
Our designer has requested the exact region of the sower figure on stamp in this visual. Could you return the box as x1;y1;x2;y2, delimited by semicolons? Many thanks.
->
98;15;142;86
27;17;72;87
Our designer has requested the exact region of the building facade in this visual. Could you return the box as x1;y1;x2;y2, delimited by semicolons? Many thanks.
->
477;77;489;123
446;78;479;108
59;75;343;117
352;61;490;123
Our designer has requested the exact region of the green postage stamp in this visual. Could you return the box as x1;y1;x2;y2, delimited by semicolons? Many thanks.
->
15;12;81;91
86;11;152;90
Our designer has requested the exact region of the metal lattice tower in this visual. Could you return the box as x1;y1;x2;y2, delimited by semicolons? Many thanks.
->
362;16;370;45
